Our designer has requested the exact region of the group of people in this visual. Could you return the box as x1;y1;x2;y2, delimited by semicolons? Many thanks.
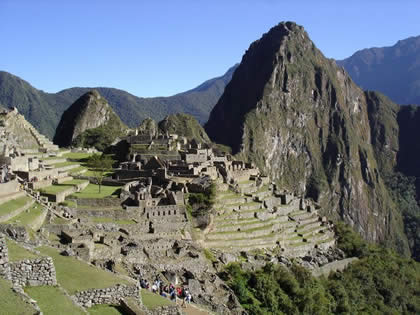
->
139;276;192;307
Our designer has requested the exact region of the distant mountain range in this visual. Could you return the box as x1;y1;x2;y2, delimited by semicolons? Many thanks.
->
0;65;237;138
337;35;420;105
1;33;419;140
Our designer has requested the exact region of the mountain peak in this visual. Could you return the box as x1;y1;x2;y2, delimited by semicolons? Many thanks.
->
53;90;127;149
205;21;404;249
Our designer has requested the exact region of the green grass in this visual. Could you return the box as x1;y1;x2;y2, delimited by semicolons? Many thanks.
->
141;289;174;309
62;152;94;160
6;203;46;227
39;180;88;195
203;248;217;263
41;156;65;161
25;286;85;315
37;246;132;294
51;216;70;225
39;185;72;194
67;166;87;175
83;169;114;177
52;161;79;168
71;184;121;199
59;200;77;208
88;304;123;315
91;217;136;225
6;239;41;262
0;277;36;315
0;196;32;217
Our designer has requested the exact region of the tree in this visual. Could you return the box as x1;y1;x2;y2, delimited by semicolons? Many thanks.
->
87;154;114;193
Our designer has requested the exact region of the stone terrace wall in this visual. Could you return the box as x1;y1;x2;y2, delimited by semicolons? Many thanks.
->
0;180;19;197
72;284;139;307
0;225;29;242
146;305;185;315
10;257;57;287
0;234;10;279
75;198;122;208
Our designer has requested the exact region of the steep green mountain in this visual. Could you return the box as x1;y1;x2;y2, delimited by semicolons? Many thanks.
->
53;90;128;150
337;35;420;105
0;66;236;139
205;22;410;255
158;113;211;143
0;71;69;137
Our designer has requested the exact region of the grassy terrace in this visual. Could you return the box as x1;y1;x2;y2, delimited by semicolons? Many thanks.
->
88;304;123;315
215;207;265;219
221;201;261;209
61;152;114;177
25;286;85;315
0;196;32;217
70;184;121;199
51;161;79;168
215;216;289;229
91;217;136;225
67;166;87;174
208;232;277;242
7;203;46;226
0;278;35;315
141;289;174;309
51;216;70;225
62;152;94;161
6;239;42;262
37;246;132;294
209;222;276;235
254;185;270;194
41;156;65;160
39;179;88;195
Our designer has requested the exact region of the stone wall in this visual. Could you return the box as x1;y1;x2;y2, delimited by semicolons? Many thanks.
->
72;284;139;307
43;180;89;203
56;176;73;184
0;179;19;197
28;179;53;190
146;305;184;315
0;234;10;279
10;257;57;287
75;197;122;208
0;224;29;242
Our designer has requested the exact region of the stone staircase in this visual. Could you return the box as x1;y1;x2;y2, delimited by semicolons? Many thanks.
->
204;182;336;256
23;121;59;152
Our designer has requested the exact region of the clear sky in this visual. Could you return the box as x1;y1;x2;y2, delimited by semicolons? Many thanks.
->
1;0;419;97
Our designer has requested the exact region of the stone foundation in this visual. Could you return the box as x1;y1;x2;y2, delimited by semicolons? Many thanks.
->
0;234;10;279
10;257;57;287
72;284;139;307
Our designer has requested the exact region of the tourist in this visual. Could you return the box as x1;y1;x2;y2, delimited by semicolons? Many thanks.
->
151;283;157;293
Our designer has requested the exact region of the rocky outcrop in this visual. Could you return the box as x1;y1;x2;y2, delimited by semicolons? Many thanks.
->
205;22;408;251
53;90;128;149
158;114;211;143
137;118;159;138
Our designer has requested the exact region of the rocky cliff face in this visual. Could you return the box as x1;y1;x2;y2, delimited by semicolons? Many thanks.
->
206;22;408;250
53;90;127;148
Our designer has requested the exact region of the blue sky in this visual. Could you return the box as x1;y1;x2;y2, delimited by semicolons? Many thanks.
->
1;1;419;97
